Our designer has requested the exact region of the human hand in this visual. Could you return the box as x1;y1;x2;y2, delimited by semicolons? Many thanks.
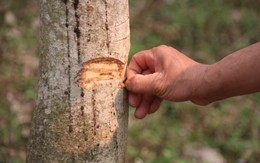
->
125;45;207;119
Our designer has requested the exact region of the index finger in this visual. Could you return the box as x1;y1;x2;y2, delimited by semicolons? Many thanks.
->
127;50;155;79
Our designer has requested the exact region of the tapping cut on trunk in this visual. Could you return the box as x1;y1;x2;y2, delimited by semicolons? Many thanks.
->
76;57;125;90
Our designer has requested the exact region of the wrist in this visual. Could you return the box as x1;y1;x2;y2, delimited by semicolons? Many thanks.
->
189;64;222;105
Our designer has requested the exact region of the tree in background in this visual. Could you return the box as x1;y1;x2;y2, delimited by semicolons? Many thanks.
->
27;0;130;162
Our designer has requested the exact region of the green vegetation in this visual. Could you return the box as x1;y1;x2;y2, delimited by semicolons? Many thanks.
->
0;0;259;162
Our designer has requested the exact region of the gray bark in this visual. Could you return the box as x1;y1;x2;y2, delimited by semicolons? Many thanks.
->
27;0;130;162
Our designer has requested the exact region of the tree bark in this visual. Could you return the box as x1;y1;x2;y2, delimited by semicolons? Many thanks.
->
27;0;130;162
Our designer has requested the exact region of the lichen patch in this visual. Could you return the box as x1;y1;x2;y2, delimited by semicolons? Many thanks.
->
75;57;125;90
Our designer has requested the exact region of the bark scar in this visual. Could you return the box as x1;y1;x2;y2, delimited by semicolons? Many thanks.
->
74;0;81;64
75;57;125;90
104;0;110;54
64;0;73;134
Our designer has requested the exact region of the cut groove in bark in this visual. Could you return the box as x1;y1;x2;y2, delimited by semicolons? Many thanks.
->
76;57;125;90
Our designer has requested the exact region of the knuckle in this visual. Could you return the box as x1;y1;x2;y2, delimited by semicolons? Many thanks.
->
159;45;169;49
132;54;138;62
152;45;168;51
157;45;168;49
151;45;171;57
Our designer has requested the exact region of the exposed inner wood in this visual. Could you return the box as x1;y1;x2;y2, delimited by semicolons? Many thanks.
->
76;57;125;90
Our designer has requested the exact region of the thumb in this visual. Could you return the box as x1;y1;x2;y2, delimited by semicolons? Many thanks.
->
125;73;159;94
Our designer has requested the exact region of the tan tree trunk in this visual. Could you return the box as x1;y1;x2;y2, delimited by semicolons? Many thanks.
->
27;0;130;162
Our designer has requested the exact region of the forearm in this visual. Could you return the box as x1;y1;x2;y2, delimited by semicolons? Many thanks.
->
193;42;260;104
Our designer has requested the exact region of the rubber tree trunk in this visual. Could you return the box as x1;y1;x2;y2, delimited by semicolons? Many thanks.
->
27;0;130;162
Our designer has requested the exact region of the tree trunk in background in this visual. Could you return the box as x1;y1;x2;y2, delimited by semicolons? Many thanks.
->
27;0;130;162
